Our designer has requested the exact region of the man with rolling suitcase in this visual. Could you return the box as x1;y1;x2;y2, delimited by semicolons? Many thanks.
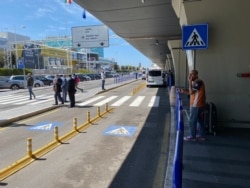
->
179;69;206;141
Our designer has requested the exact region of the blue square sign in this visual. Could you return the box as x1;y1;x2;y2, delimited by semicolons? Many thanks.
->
182;24;208;50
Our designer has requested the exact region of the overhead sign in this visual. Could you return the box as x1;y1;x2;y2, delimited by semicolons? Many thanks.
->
28;122;63;131
72;25;109;48
103;125;137;137
182;24;208;50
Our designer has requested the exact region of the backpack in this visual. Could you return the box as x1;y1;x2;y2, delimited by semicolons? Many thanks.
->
74;76;80;83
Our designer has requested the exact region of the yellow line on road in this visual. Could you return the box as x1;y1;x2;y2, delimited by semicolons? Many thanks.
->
0;107;114;181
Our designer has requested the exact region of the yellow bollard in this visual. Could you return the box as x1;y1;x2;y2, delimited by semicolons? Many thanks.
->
54;126;59;141
87;111;90;123
105;103;108;112
73;117;77;131
97;107;101;117
27;138;32;157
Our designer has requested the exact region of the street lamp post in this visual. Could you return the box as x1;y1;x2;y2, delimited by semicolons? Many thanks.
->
13;25;26;68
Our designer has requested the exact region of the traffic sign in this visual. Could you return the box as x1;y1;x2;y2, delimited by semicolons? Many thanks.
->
72;25;109;48
182;24;208;50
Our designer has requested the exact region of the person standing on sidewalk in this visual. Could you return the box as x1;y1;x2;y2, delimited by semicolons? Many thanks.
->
27;73;36;100
101;69;106;90
179;69;206;141
68;74;76;108
53;74;64;105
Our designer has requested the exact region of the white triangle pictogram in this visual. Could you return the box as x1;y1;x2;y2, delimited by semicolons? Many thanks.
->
31;123;53;130
185;28;205;47
106;127;130;135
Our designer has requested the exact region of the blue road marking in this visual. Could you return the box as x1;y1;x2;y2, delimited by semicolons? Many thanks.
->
28;122;63;131
103;125;137;137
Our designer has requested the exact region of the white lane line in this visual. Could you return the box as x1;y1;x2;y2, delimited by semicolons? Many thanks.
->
129;96;145;107
111;96;131;106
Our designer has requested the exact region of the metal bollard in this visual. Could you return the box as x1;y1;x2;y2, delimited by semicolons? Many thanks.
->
54;126;59;141
73;117;77;131
27;138;32;157
87;111;90;123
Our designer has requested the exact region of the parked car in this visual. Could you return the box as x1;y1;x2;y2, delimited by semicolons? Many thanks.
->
0;75;44;90
74;74;87;82
82;75;91;81
44;75;55;81
34;75;54;86
85;74;95;80
93;74;101;79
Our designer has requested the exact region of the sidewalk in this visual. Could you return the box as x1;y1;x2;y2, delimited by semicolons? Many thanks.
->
180;95;250;188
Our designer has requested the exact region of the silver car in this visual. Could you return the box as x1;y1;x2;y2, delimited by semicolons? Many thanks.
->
0;75;44;90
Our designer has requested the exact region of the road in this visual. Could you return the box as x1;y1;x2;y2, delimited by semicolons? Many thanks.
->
0;78;118;111
0;80;171;188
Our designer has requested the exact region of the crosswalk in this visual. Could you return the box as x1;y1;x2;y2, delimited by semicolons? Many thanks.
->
78;95;160;107
0;94;161;107
0;93;54;105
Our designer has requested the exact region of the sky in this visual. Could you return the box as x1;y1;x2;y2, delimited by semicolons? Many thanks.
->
0;0;151;68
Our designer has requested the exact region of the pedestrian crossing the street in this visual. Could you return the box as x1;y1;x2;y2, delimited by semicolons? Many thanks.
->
0;94;161;108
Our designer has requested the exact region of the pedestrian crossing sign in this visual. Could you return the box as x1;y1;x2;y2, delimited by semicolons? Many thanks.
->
182;24;208;50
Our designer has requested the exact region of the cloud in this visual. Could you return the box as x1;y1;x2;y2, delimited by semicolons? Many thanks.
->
35;7;55;17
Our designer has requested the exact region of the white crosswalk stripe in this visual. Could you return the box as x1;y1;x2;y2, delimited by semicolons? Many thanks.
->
78;96;105;106
129;96;145;107
148;96;160;107
111;96;131;106
94;96;118;106
0;94;52;105
0;94;161;107
0;95;28;104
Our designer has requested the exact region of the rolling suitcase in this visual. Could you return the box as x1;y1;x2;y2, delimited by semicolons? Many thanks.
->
204;102;217;136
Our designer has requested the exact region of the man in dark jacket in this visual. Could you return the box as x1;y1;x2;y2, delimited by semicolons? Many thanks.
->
53;74;64;105
68;74;76;108
27;73;36;100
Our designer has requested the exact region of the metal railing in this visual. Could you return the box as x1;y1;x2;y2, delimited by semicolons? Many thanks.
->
172;89;184;188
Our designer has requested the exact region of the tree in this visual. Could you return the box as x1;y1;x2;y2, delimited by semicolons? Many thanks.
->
113;63;119;71
0;49;5;68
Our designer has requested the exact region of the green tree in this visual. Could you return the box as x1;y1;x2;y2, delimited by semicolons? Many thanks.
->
113;63;119;71
0;50;5;68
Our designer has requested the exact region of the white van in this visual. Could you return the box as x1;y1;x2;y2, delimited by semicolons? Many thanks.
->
146;69;164;87
142;71;146;80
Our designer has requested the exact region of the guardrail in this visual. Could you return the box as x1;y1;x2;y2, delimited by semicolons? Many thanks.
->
172;89;184;188
113;74;137;84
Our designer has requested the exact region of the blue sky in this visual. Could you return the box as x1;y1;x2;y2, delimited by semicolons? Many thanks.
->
0;0;151;68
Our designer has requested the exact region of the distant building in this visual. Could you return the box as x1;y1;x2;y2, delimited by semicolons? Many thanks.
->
0;32;30;45
0;33;115;72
